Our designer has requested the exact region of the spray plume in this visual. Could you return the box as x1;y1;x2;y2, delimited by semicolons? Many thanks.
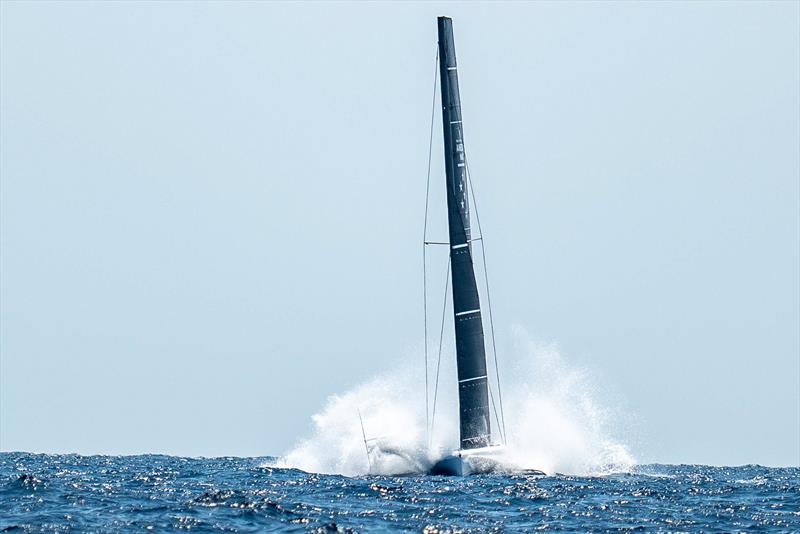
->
278;328;635;476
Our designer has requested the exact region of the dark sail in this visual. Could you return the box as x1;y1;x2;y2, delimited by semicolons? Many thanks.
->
437;16;491;450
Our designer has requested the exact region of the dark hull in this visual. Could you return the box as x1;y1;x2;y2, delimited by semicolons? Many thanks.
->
429;453;545;477
429;455;467;476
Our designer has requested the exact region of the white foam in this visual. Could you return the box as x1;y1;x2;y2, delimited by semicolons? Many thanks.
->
278;327;636;476
497;327;636;475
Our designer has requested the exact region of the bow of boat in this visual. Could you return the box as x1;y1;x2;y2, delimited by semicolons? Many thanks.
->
428;445;545;476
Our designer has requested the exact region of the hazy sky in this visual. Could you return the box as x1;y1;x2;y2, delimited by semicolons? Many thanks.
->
1;1;798;467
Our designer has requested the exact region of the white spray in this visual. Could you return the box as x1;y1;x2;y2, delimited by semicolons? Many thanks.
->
278;327;636;476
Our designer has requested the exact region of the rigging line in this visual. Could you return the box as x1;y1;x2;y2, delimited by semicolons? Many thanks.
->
422;47;439;447
429;259;451;447
486;382;505;445
465;156;508;446
357;409;372;473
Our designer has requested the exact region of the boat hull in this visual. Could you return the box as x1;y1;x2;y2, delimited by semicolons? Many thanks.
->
429;455;467;476
429;447;546;476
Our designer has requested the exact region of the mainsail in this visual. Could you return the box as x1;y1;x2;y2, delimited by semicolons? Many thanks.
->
437;16;491;450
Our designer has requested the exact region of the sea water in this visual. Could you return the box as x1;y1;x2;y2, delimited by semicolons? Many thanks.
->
1;454;798;532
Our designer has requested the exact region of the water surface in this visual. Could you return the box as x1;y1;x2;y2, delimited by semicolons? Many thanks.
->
1;453;797;532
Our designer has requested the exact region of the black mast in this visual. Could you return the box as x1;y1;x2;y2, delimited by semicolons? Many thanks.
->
437;16;491;450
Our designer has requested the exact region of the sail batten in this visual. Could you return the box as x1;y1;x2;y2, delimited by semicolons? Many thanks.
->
437;16;492;450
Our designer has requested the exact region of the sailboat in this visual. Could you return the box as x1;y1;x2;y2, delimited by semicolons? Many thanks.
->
424;17;541;477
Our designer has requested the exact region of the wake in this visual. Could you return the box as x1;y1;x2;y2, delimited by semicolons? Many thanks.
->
278;328;636;476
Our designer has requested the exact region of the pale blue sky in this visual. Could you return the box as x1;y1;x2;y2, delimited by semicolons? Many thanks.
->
1;1;798;466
